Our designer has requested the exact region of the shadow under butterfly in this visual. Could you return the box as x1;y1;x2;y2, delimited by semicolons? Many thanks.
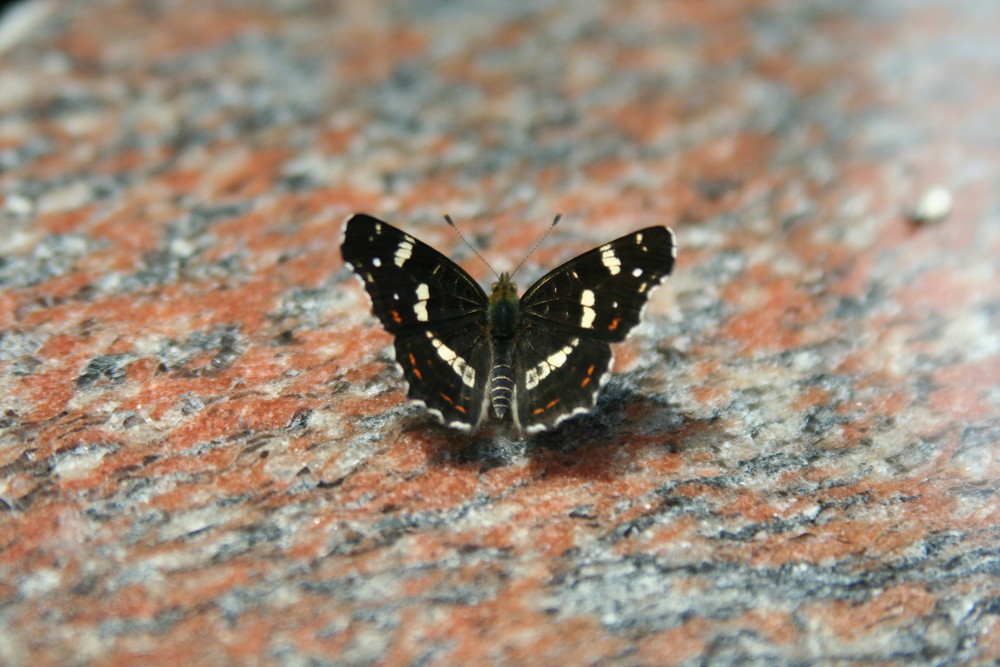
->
340;213;677;434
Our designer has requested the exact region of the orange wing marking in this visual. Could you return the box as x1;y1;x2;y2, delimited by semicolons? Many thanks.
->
533;398;560;415
408;353;422;380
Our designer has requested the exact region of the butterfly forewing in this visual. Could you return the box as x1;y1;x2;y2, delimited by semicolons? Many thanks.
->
520;226;676;342
341;214;487;333
341;214;492;429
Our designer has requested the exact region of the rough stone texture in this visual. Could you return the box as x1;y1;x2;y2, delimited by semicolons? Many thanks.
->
1;1;998;665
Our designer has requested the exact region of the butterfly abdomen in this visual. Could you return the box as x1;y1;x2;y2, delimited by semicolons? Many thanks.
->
490;342;514;418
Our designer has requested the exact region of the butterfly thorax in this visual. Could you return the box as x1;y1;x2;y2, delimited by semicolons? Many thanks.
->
487;272;520;338
487;272;520;418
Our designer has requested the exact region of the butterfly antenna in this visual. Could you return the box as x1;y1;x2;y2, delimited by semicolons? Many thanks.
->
443;213;500;280
510;213;562;279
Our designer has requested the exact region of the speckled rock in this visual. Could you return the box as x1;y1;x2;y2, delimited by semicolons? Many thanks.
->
1;1;998;665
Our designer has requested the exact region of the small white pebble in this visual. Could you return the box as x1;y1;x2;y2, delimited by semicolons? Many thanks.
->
5;193;32;216
909;185;953;225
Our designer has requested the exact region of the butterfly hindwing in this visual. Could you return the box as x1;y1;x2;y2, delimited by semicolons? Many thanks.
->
341;214;491;430
391;327;491;430
512;330;614;433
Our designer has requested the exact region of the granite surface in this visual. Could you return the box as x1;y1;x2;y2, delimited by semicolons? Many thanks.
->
1;0;999;665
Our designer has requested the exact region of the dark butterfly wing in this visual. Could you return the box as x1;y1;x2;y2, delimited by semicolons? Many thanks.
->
340;214;492;430
511;330;614;433
391;326;492;431
514;226;676;431
341;214;488;334
520;226;676;341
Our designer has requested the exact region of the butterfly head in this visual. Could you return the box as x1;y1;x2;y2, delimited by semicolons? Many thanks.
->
491;271;517;291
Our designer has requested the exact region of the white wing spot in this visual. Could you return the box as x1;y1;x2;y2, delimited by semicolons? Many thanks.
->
547;348;569;368
524;338;580;390
372;257;382;268
426;331;476;387
428;332;455;361
632;267;643;278
581;287;597;327
635;233;643;244
460;362;475;387
414;283;430;321
393;238;414;267
601;248;621;275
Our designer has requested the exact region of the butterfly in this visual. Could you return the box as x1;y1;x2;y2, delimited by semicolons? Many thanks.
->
340;213;676;433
